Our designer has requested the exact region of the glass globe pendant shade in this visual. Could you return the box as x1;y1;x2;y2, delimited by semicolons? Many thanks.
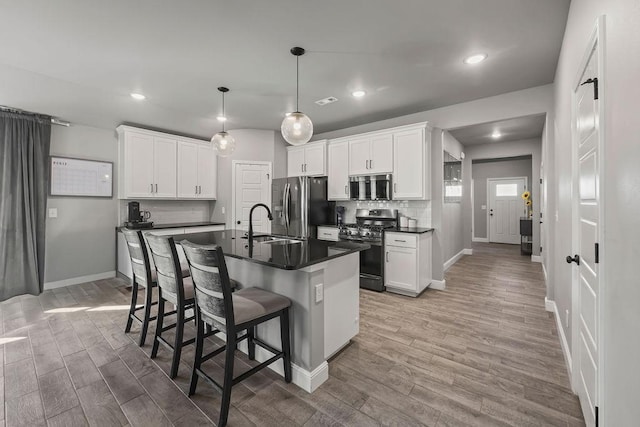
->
211;131;236;157
281;112;313;146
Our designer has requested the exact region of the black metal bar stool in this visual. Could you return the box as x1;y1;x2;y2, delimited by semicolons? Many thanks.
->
181;241;292;427
145;234;199;379
122;228;158;346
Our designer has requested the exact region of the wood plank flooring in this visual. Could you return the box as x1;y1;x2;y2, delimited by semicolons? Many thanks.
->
1;242;584;426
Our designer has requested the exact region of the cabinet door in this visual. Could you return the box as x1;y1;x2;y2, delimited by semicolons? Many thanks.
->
369;134;393;174
197;144;217;199
177;142;198;198
304;143;326;176
385;245;418;291
393;129;424;199
125;132;155;198
327;141;350;200
287;147;305;177
348;138;370;175
153;137;177;198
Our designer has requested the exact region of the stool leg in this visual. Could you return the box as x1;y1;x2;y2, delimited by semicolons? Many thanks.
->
125;280;139;333
138;284;153;346
247;326;256;360
170;303;185;379
189;309;204;396
280;309;292;383
151;296;165;358
219;333;236;427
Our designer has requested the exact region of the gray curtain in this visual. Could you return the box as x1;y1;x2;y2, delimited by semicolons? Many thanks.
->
0;111;51;301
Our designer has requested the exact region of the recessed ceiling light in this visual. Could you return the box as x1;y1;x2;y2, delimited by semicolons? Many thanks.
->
351;90;366;98
463;53;488;65
216;115;227;122
130;93;146;100
491;131;502;139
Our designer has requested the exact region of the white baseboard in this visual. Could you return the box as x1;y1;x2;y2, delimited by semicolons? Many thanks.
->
444;249;465;271
233;335;328;393
44;271;116;290
463;248;473;255
547;299;573;378
430;279;446;290
531;255;543;263
472;237;489;243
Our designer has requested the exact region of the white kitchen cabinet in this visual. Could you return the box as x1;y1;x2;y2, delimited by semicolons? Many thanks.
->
384;231;432;297
286;140;327;177
153;137;178;198
393;127;430;200
348;134;393;175
177;141;217;199
327;140;350;200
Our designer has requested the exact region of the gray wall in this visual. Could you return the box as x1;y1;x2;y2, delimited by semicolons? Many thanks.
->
551;0;640;423
472;157;532;239
462;138;541;255
45;125;118;284
442;131;465;264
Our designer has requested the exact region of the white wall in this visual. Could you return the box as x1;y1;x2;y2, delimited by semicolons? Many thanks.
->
462;138;542;255
442;131;465;264
45;125;118;284
550;0;640;424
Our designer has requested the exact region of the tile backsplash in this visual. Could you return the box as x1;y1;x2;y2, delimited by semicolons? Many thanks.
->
119;200;215;225
337;200;431;227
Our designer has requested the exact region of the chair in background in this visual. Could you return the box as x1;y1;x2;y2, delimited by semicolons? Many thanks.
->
182;240;292;427
121;228;157;346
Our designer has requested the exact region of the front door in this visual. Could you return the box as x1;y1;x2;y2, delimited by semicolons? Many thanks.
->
572;38;601;427
233;163;271;233
488;178;526;244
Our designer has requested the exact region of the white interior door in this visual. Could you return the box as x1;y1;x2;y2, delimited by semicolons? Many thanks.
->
234;163;271;233
488;178;526;244
572;40;601;427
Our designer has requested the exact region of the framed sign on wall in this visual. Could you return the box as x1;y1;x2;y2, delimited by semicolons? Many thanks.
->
50;156;114;198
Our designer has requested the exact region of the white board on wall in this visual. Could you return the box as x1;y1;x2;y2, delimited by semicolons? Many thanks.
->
50;156;113;198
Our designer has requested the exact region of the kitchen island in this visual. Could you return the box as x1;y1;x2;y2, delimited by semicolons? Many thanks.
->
167;229;369;393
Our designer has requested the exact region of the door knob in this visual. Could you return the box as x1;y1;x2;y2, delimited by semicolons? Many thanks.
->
489;209;494;217
566;254;580;265
236;220;241;225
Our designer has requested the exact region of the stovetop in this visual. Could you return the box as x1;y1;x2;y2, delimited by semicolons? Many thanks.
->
338;223;396;243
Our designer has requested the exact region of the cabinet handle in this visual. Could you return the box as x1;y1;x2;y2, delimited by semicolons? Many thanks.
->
394;183;397;193
394;239;406;243
386;252;389;262
198;185;201;194
365;160;369;169
301;164;304;173
370;159;373;169
155;184;158;193
150;183;154;193
345;185;348;194
195;185;198;195
322;232;331;236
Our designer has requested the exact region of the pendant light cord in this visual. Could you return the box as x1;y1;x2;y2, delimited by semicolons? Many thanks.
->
222;91;225;132
296;55;299;112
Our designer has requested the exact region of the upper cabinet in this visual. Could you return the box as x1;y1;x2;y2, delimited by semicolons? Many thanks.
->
326;122;431;201
287;140;327;177
348;134;393;175
117;125;217;199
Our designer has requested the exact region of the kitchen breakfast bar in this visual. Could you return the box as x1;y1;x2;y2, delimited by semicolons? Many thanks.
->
171;229;370;393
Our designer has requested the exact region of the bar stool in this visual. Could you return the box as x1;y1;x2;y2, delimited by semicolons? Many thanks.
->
145;234;199;379
121;228;157;347
181;241;292;427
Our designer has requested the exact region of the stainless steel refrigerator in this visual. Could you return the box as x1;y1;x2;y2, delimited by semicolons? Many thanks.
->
271;176;335;239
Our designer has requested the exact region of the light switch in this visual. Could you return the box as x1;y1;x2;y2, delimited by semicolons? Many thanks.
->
315;284;323;303
481;205;486;210
48;208;58;218
221;206;225;215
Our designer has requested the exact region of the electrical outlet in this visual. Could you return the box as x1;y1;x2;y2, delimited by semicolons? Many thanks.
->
48;208;58;218
565;309;569;327
315;284;323;303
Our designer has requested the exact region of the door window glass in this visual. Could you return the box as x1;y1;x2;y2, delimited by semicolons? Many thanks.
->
495;183;518;197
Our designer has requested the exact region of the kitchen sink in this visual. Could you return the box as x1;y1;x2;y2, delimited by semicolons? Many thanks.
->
241;235;303;245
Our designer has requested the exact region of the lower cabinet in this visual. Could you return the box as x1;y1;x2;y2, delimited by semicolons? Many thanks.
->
384;232;432;297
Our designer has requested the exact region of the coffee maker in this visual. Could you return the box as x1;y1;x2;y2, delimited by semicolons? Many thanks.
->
125;201;153;229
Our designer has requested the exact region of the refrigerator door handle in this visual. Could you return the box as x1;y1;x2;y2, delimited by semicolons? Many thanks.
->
283;183;290;230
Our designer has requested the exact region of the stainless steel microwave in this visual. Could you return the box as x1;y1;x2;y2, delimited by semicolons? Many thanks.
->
349;175;393;201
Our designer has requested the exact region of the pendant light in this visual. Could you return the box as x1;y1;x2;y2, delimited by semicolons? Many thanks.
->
281;47;313;146
211;87;236;157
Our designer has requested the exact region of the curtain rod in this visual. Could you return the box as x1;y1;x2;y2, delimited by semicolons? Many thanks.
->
0;105;71;127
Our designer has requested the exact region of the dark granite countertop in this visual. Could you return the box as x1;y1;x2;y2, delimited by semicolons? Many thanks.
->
173;229;369;270
116;221;225;231
386;227;434;234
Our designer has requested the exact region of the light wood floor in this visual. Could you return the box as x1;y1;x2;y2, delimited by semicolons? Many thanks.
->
1;243;584;426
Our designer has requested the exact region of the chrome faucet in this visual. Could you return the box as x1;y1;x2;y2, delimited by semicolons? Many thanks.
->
248;203;273;241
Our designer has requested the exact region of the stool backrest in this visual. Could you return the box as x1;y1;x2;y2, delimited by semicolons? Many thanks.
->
122;228;153;286
145;234;185;304
181;241;235;331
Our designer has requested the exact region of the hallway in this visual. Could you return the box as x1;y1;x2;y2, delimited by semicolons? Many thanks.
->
0;244;584;426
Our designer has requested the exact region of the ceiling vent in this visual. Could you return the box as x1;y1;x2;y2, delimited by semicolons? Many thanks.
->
315;96;338;106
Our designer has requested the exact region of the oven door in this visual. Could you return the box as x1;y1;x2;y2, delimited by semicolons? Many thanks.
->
359;243;385;291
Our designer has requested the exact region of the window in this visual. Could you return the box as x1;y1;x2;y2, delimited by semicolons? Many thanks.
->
443;150;462;203
495;183;518;197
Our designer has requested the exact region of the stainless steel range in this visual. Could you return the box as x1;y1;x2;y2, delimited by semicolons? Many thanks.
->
339;209;398;291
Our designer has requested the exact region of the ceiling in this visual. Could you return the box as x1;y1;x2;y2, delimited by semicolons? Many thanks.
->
448;114;546;146
0;1;569;139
